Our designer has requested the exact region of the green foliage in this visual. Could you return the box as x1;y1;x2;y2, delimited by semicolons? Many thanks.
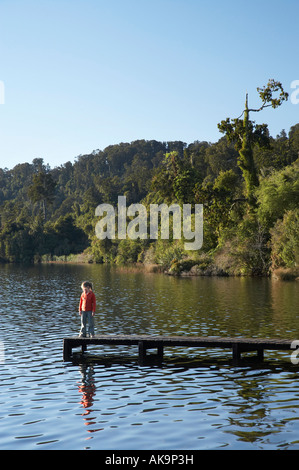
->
115;239;146;264
214;214;270;276
153;240;184;270
195;169;243;245
150;151;197;204
270;209;299;268
28;171;57;219
256;160;299;227
0;221;34;263
257;79;288;109
48;215;89;257
0;127;298;276
218;79;288;205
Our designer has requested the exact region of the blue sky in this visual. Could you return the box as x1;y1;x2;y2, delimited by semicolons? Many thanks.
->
0;0;298;170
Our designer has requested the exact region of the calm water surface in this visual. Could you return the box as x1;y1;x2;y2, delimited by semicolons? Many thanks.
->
0;263;299;450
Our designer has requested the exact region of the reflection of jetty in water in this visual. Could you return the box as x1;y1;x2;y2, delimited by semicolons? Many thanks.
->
74;355;299;447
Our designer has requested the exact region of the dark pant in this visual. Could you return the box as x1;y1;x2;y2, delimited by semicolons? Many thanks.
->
79;311;94;337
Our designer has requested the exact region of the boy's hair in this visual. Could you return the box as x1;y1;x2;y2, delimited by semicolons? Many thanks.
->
81;281;93;290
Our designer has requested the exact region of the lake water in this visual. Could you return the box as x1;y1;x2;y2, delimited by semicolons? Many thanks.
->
1;263;299;450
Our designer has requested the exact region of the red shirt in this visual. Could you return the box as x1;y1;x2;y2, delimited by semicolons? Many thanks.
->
79;291;96;313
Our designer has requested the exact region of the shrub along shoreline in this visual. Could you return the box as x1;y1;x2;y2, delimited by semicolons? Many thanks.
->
39;251;299;280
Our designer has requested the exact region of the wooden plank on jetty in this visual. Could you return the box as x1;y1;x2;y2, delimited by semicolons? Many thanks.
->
63;334;295;364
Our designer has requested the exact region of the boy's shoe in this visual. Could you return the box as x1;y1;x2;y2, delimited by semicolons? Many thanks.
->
90;335;95;338
78;334;86;338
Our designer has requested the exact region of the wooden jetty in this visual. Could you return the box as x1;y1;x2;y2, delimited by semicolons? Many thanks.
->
63;334;295;364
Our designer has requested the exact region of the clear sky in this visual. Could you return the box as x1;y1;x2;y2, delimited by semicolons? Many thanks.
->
0;0;298;170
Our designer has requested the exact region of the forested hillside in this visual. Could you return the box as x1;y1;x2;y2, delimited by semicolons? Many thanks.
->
0;126;298;277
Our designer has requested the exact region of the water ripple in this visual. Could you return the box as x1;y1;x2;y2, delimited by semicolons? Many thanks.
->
1;264;299;449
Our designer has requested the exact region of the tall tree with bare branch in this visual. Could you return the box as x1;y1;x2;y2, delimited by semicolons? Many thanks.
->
218;79;288;206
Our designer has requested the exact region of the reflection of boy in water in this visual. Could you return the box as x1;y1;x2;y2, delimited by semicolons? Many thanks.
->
78;364;98;432
78;281;96;338
78;365;96;414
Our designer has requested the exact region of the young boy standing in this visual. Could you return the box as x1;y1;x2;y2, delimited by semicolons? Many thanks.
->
78;281;96;338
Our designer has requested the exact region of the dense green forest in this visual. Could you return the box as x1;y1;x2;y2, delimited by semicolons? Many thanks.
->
0;125;298;277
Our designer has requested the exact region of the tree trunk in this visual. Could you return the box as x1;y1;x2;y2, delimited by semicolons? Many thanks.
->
238;94;259;206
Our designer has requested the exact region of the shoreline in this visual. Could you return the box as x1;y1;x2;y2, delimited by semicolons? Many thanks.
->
38;254;299;281
2;253;298;281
